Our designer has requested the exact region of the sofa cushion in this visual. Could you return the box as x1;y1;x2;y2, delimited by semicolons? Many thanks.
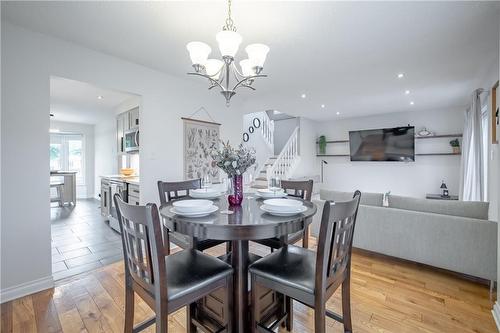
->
388;195;489;220
319;189;383;207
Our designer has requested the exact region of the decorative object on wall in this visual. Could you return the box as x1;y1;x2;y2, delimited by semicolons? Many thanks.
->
253;117;261;128
185;0;269;105
449;138;460;154
248;126;254;133
417;127;433;137
440;181;449;197
208;141;256;205
318;135;327;154
182;107;221;182
242;132;249;142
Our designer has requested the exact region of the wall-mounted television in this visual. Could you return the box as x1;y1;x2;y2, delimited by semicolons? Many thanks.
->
349;126;415;162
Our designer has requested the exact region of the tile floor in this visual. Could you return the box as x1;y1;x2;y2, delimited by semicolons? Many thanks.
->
51;198;123;281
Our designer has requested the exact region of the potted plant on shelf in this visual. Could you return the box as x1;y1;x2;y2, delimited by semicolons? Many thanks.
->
449;139;460;154
208;141;256;206
318;135;327;155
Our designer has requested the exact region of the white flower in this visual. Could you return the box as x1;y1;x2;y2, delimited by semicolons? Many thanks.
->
232;161;238;168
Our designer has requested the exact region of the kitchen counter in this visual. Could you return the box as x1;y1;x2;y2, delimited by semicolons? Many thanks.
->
101;175;139;185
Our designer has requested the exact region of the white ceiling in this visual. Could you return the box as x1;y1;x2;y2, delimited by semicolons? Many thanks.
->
4;1;500;120
50;76;137;124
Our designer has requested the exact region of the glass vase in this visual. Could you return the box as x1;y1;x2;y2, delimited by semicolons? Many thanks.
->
228;174;243;206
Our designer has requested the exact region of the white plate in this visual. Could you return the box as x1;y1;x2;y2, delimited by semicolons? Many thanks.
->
170;205;219;217
172;199;213;213
192;188;220;195
255;191;288;199
263;199;303;212
260;205;307;216
190;191;223;199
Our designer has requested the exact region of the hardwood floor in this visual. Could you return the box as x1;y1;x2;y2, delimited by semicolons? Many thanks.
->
1;237;497;332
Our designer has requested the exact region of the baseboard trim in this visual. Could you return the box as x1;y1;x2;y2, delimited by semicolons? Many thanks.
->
492;302;500;331
0;275;54;303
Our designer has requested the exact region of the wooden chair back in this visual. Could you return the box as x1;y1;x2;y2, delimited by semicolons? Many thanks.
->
114;194;167;299
157;179;201;204
315;191;361;294
281;179;314;201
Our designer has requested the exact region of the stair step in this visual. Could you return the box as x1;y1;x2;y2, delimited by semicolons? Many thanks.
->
250;184;268;189
255;177;267;181
260;170;266;174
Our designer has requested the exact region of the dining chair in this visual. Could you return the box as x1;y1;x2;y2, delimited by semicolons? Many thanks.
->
255;179;314;250
249;190;361;333
113;193;233;333
157;179;225;254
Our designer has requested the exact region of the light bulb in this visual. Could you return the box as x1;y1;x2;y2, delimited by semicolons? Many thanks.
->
216;30;242;58
186;41;211;66
245;44;270;68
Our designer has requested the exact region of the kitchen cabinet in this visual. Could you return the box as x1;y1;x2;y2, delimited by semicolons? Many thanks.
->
100;179;111;217
117;107;139;153
128;183;140;205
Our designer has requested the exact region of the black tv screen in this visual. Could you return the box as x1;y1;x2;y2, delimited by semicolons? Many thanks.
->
349;126;415;162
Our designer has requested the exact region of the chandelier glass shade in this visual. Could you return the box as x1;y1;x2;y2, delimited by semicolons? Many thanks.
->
186;0;269;105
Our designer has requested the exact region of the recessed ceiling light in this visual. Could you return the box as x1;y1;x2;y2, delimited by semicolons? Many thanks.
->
405;90;410;95
397;73;404;78
301;93;306;99
336;111;340;115
97;95;104;100
321;104;325;108
410;101;415;105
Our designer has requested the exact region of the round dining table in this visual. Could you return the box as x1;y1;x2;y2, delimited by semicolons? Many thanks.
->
160;194;317;333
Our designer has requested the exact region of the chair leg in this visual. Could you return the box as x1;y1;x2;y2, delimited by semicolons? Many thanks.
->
302;225;310;249
250;275;260;333
124;284;135;333
342;275;353;333
285;296;293;331
314;303;326;333
186;303;196;333
225;275;233;333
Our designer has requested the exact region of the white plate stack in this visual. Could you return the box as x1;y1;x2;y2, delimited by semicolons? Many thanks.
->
170;199;219;217
255;188;288;199
190;188;223;199
260;199;307;216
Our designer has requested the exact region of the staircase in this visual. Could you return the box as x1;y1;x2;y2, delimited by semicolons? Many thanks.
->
251;126;300;189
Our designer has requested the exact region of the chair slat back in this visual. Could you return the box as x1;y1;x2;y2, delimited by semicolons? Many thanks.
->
316;191;361;290
281;179;314;201
157;179;201;204
114;194;166;296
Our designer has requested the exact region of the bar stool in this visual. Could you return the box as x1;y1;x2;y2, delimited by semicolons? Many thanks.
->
50;181;65;207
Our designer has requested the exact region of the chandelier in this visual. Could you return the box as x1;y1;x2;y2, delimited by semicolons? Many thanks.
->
186;0;270;106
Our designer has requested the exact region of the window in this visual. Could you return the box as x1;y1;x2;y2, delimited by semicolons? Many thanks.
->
481;104;489;201
50;133;85;185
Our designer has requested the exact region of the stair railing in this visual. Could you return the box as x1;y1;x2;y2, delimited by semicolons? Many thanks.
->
268;126;299;179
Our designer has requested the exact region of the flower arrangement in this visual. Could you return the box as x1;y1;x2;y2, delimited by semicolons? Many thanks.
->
208;141;256;177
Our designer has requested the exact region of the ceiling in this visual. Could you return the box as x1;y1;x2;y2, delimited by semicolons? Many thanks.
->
4;1;499;120
50;77;137;124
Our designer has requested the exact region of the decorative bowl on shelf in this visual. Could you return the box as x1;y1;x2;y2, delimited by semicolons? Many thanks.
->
120;168;135;176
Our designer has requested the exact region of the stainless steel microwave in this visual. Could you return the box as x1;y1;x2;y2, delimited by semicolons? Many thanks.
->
124;128;139;152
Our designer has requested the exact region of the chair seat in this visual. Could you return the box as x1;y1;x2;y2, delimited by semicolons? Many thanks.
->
249;245;316;295
166;249;233;302
169;231;225;251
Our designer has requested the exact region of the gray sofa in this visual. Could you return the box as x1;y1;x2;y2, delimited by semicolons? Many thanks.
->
311;190;497;281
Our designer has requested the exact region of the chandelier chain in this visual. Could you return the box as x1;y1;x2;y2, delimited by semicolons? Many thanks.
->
223;0;237;32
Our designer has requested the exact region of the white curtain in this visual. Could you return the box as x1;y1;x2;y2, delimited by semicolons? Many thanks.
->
459;89;485;201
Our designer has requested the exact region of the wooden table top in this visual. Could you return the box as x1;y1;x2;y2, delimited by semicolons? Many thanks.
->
160;195;317;241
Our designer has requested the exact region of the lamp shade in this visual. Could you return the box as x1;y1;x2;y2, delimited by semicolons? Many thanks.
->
216;30;242;57
239;59;254;77
245;43;270;68
186;41;211;66
205;59;224;79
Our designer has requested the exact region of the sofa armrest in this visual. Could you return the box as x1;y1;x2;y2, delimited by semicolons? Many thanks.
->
310;199;326;238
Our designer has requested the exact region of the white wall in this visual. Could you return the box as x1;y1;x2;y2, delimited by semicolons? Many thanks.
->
273;117;298;155
315;108;464;198
1;23;244;300
94;115;117;197
50;120;95;198
293;117;319;180
243;112;273;180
